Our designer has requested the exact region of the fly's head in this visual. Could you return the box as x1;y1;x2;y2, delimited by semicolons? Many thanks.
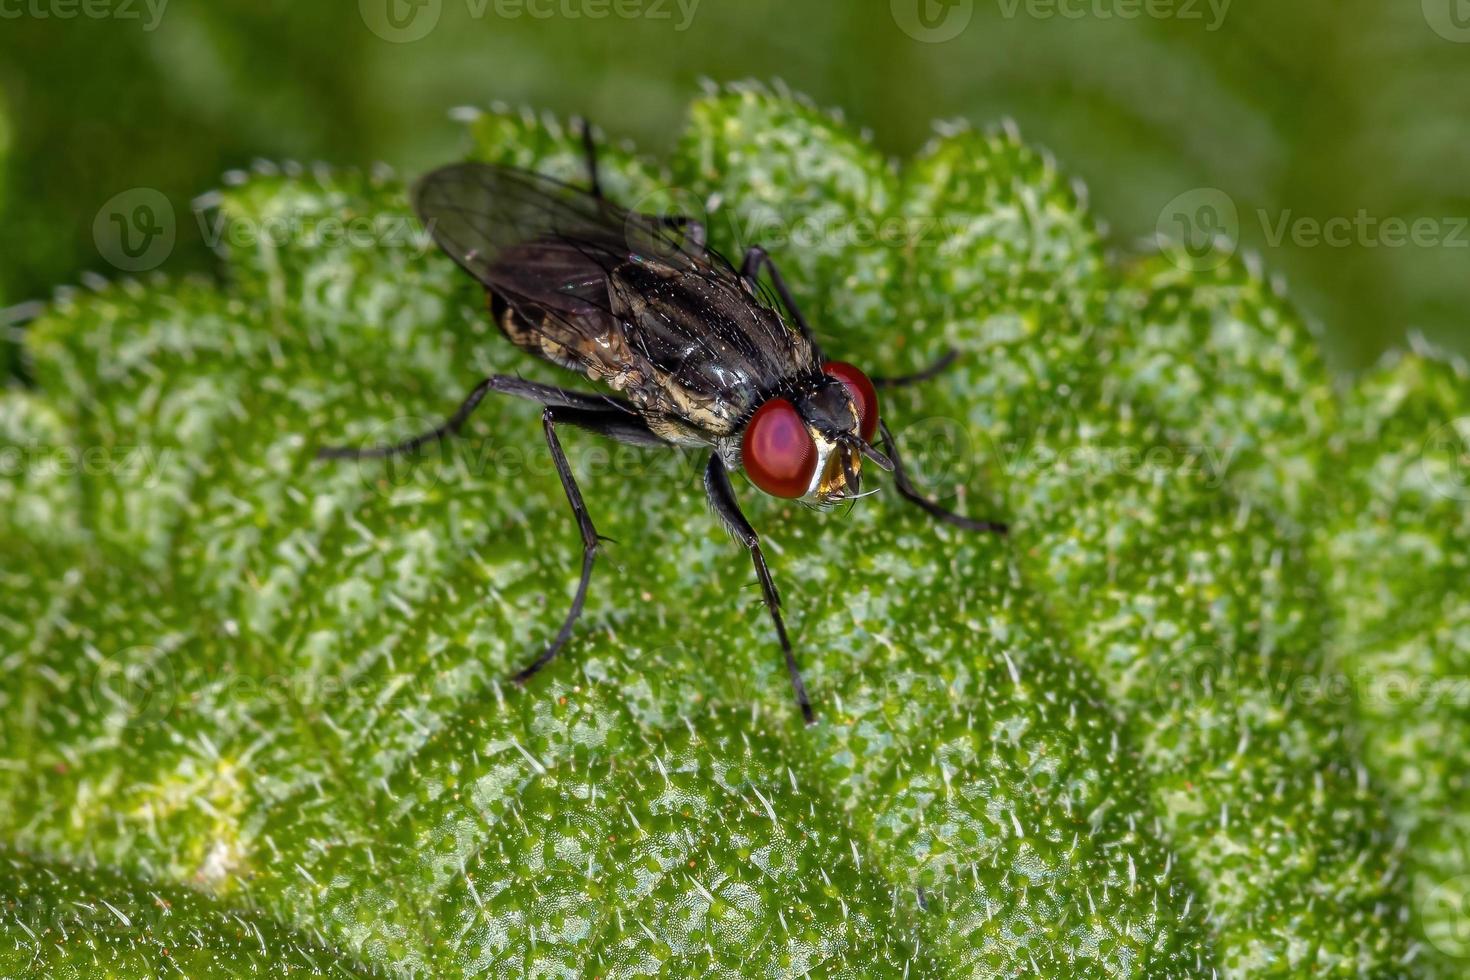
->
740;362;891;506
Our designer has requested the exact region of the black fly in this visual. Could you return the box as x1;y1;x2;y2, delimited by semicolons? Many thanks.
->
319;123;1007;723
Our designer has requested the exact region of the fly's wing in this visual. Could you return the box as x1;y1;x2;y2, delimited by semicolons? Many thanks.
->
413;163;814;436
413;162;703;314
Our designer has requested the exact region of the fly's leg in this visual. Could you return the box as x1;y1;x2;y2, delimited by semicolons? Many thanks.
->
703;453;815;724
739;246;823;359
511;406;622;683
869;351;1005;531
320;378;662;683
879;419;1008;535
873;349;959;390
578;117;604;200
315;376;638;460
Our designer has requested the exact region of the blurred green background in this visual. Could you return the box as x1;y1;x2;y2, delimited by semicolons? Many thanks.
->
1;0;1466;375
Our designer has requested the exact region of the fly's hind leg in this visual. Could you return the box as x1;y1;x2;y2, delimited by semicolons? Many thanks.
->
314;376;636;460
319;379;663;685
703;453;815;725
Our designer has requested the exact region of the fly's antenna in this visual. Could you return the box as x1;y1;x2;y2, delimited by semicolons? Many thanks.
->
843;434;894;472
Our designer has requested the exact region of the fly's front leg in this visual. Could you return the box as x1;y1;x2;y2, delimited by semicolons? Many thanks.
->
703;453;814;724
879;419;1008;535
739;246;822;359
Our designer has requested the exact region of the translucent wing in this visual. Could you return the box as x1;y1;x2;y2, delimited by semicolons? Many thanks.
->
412;162;707;308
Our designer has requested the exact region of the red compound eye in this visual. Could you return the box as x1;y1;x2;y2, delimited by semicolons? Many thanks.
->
742;398;818;498
822;361;879;442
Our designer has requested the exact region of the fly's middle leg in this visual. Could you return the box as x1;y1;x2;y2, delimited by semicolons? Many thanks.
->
510;407;600;683
318;378;665;685
510;403;664;682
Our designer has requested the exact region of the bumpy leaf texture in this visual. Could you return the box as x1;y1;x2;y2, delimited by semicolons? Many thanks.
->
2;84;1466;977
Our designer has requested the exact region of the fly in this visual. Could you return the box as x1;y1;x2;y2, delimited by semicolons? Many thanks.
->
318;122;1007;724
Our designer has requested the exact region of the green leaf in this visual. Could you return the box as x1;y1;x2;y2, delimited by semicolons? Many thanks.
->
3;84;1458;976
0;847;365;977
